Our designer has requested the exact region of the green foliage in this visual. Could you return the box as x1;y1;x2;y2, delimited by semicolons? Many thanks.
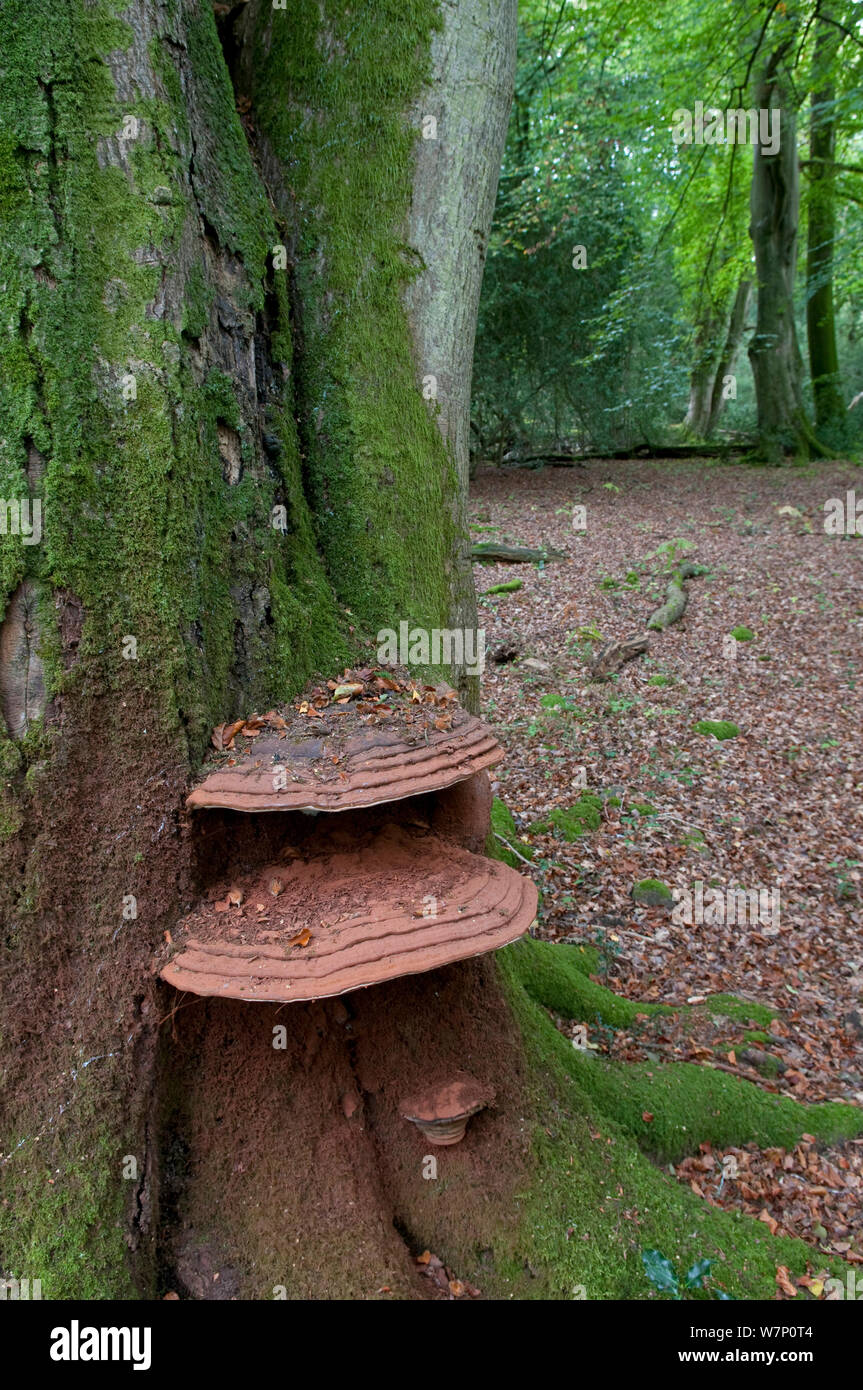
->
642;1249;730;1300
471;0;863;456
731;625;755;642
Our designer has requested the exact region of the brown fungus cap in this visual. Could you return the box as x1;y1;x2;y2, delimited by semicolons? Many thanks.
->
187;673;504;814
159;824;537;1004
399;1074;496;1126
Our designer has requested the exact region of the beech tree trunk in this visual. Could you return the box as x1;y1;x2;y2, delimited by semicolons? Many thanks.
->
706;277;751;435
806;13;844;432
683;304;723;438
0;0;516;1299
748;40;825;461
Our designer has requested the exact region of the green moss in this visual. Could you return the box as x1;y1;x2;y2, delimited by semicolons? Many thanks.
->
480;942;863;1300
631;878;673;906
0;1080;136;1299
503;940;852;1167
744;1029;771;1045
0;0;347;746
705;995;776;1027
489;796;532;867
507;937;672;1029
531;794;602;840
485;579;522;595
648;673;673;686
694;720;740;740
566;1055;863;1164
244;0;460;645
632;800;655;815
731;626;755;642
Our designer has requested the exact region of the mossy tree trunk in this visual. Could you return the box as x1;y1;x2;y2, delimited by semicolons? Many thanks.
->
706;276;751;436
0;0;514;1298
747;38;827;462
805;12;844;433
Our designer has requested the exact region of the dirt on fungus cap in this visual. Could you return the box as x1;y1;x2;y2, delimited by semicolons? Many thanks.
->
159;824;538;1004
186;679;504;815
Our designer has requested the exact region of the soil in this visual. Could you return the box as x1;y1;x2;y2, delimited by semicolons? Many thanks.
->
156;953;532;1299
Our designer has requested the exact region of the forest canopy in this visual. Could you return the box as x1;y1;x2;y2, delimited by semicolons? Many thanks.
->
472;0;863;462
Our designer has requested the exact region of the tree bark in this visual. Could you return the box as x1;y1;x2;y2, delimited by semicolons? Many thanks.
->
806;13;844;432
0;0;519;1299
748;40;826;461
706;277;751;435
684;303;724;438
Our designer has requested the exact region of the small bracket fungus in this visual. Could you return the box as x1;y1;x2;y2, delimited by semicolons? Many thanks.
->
399;1074;495;1146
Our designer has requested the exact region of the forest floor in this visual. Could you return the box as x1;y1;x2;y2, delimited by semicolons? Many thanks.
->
472;456;863;1273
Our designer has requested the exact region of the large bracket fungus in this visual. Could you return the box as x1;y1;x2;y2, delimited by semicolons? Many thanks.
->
160;669;537;1003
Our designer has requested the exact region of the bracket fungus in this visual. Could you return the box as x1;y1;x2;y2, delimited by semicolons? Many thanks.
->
160;669;538;1004
398;1074;495;1146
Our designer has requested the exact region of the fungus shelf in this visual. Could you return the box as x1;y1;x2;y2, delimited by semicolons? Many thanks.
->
186;708;503;813
161;671;537;1004
161;824;536;1003
399;1074;495;1146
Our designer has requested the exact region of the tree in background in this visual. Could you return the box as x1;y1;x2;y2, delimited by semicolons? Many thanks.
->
472;0;863;461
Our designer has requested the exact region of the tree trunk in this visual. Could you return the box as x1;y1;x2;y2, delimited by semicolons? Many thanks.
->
683;305;723;438
748;41;826;461
0;0;519;1300
806;13;844;433
706;277;751;435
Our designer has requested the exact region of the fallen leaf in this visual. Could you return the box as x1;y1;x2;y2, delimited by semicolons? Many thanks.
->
775;1265;798;1298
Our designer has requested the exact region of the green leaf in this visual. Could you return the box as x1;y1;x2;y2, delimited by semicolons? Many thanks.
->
642;1249;679;1295
685;1258;713;1289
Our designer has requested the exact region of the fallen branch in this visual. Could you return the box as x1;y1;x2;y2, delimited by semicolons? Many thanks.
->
590;632;650;680
471;542;565;563
590;561;706;678
646;561;704;631
501;453;586;468
493;831;534;867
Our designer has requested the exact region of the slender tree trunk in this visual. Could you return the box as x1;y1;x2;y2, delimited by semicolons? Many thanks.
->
748;41;827;461
706;277;751;434
683;304;723;438
806;13;844;432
